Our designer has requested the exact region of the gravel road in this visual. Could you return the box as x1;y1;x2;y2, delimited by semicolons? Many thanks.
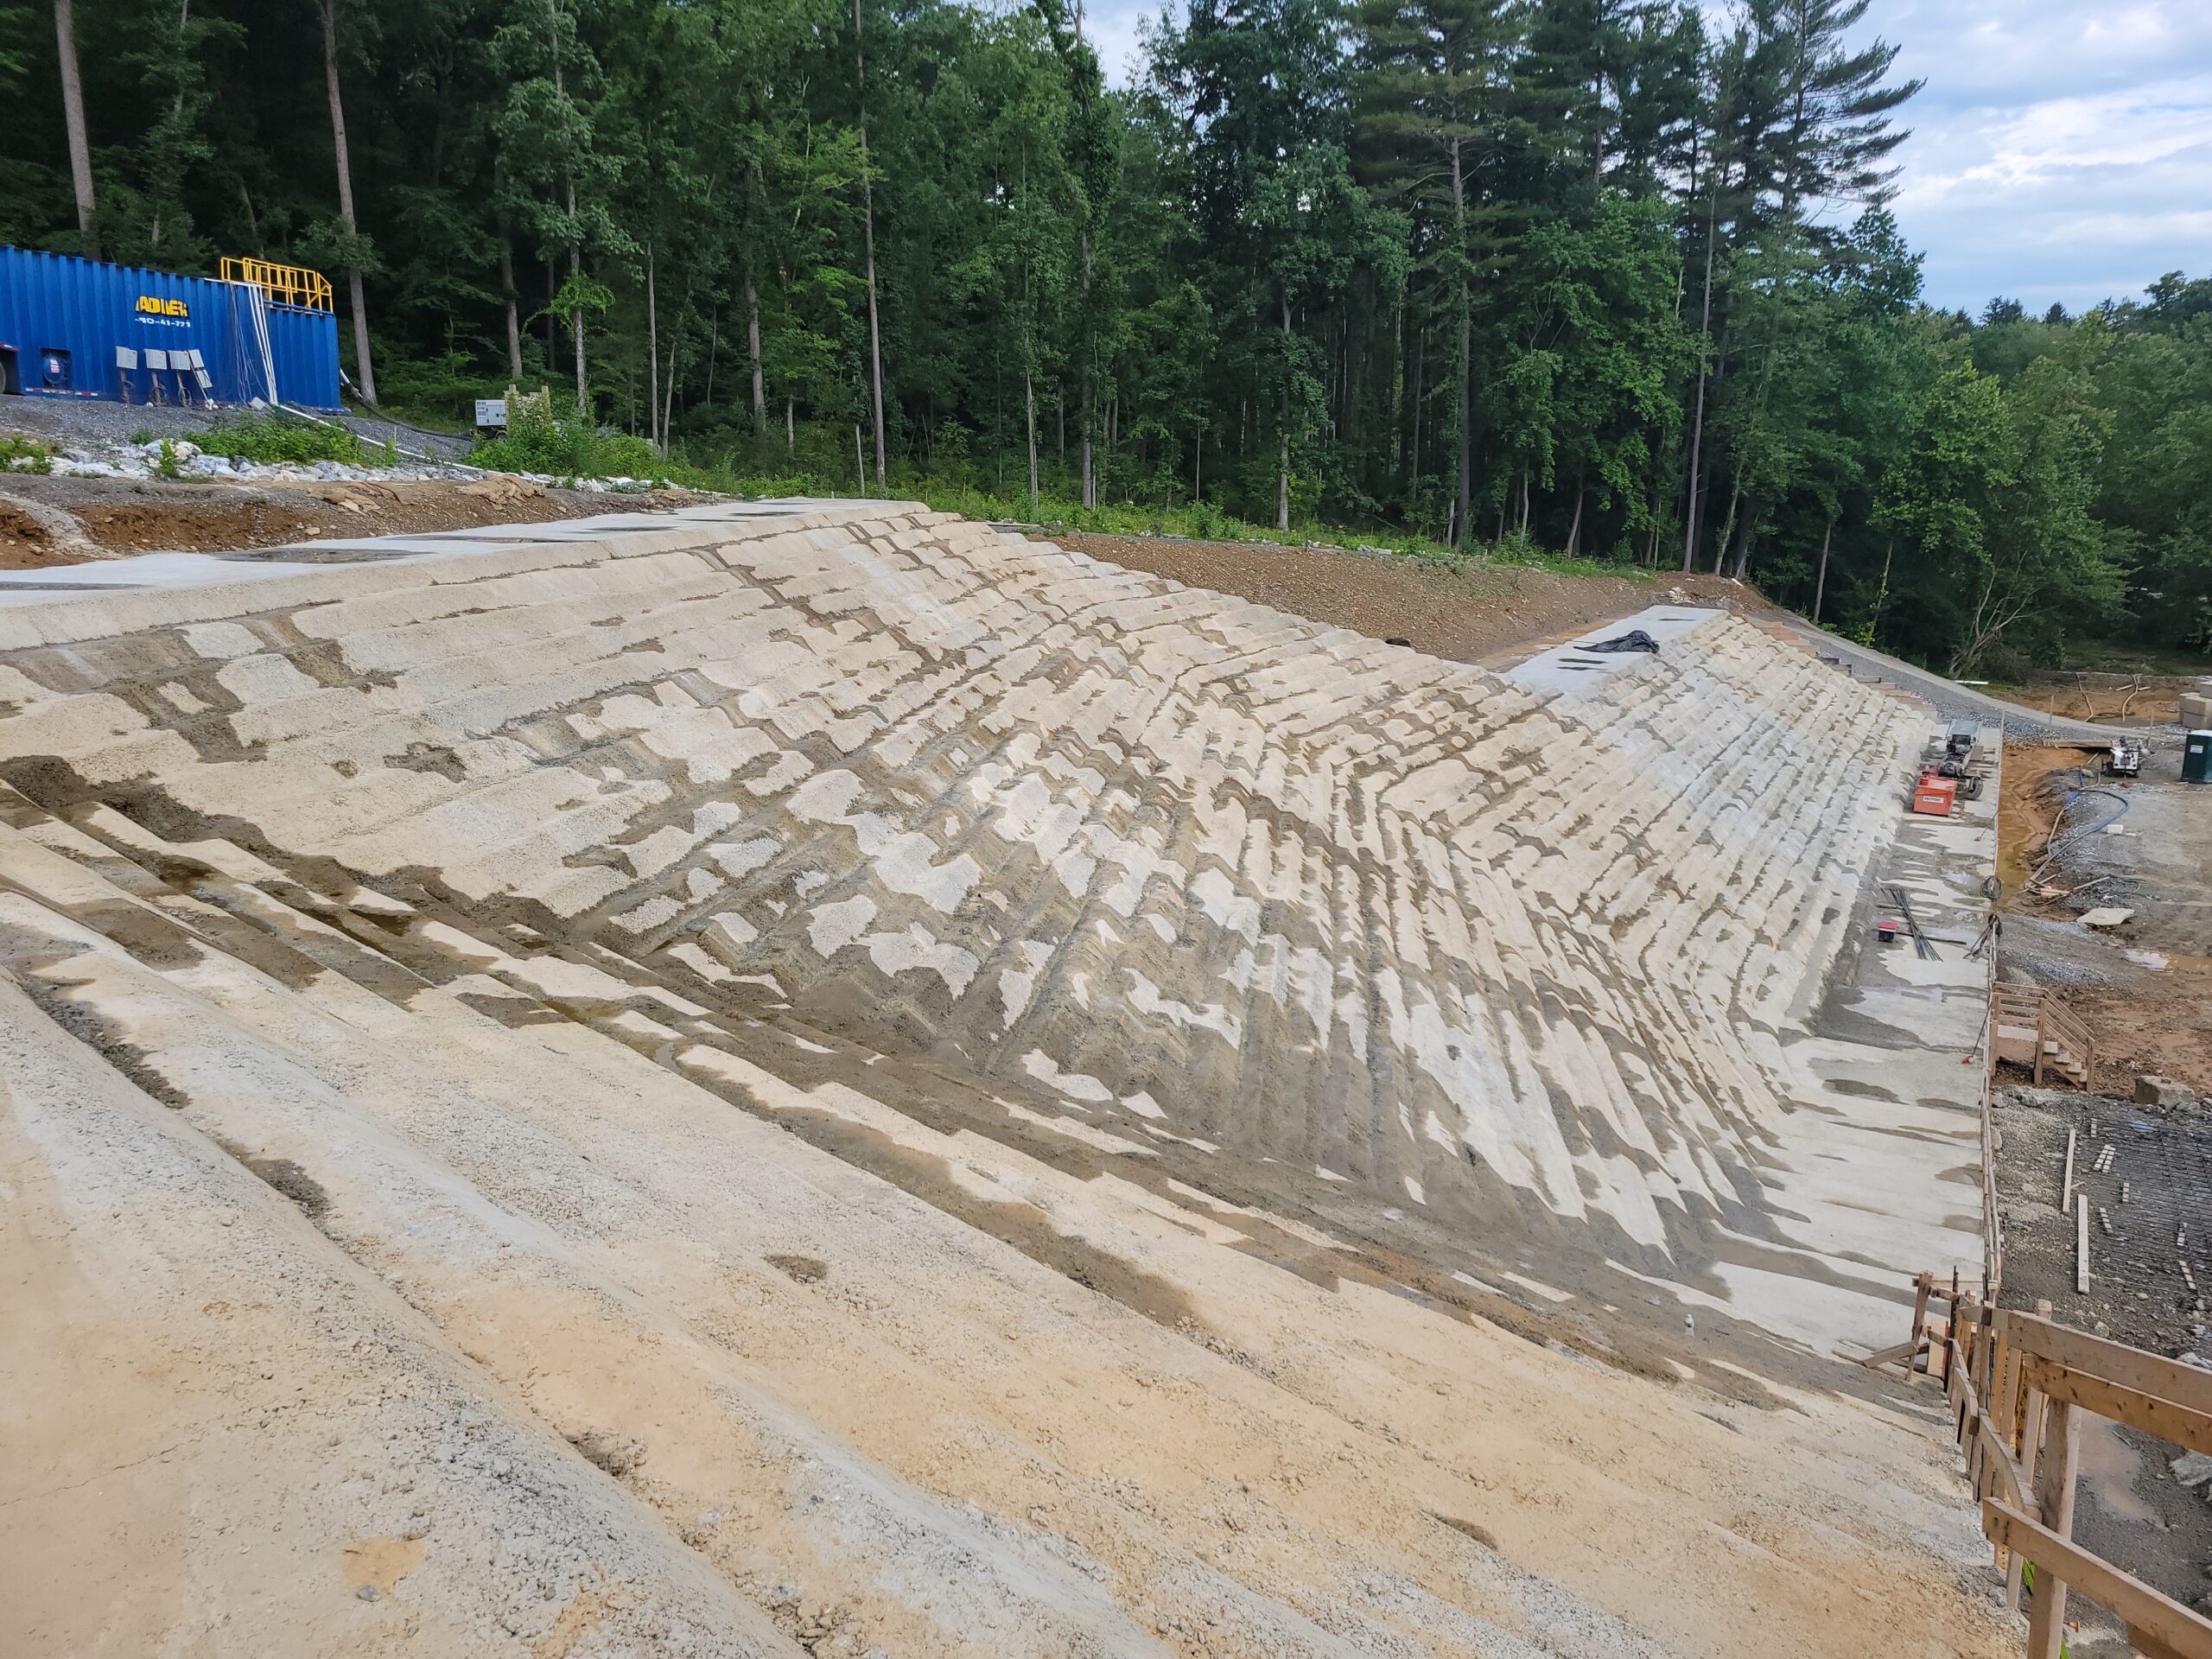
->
1768;618;2128;743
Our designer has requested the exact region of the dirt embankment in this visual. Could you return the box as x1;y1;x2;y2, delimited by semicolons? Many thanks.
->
1047;531;1775;663
1984;671;2209;730
1995;742;2212;1096
0;473;705;569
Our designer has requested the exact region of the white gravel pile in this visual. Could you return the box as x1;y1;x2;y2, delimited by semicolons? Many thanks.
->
5;430;667;493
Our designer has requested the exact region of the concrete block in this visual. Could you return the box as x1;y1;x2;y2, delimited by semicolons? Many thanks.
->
2136;1074;2196;1109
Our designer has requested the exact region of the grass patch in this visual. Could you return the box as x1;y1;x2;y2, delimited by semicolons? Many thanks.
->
0;435;56;474
2048;638;2212;678
683;473;1655;582
457;410;1661;582
198;413;394;468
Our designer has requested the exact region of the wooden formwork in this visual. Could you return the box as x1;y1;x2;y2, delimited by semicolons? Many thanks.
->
1872;1275;2212;1658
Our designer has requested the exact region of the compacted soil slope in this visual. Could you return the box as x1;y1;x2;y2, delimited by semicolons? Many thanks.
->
0;504;2008;1658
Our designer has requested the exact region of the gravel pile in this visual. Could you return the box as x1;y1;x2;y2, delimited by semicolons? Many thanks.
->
0;393;471;458
2;398;664;494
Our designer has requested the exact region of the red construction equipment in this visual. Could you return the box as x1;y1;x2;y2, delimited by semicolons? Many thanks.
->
1912;772;1958;817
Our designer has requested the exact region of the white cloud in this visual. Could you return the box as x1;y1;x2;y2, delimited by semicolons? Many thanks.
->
1863;0;2212;309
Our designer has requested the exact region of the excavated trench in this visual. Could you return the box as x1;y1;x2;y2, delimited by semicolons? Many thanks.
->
0;503;2009;1659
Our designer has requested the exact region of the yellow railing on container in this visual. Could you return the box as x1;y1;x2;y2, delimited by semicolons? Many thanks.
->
219;256;334;314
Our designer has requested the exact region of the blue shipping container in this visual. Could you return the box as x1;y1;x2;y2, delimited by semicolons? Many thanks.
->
0;245;342;411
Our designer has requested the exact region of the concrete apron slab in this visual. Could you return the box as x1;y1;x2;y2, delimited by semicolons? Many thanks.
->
1726;720;1994;1355
0;495;861;606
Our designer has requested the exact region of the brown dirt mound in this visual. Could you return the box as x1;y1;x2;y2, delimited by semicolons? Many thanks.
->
1;473;704;559
1049;530;1773;662
0;497;71;569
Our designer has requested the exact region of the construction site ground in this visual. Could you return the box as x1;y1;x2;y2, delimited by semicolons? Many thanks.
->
1981;669;2212;731
1995;744;2212;1095
1988;728;2212;1643
1991;1085;2212;1647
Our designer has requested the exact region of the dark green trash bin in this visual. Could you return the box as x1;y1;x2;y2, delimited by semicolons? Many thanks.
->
2185;729;2212;785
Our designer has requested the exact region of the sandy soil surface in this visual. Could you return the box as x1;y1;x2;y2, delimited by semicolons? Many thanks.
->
1045;532;1774;663
1982;671;2212;730
0;473;705;567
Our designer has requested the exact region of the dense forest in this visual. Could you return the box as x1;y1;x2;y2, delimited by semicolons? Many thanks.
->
3;0;2209;671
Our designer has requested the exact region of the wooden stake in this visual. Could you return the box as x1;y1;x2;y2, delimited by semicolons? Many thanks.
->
2026;1396;2082;1659
2062;1127;2077;1214
2077;1193;2091;1294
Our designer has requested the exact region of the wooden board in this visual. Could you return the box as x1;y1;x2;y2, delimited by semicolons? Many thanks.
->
2021;1356;2212;1459
1983;1500;2212;1659
1999;1312;2212;1420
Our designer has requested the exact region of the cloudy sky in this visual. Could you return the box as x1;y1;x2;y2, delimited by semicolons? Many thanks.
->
1079;0;2212;315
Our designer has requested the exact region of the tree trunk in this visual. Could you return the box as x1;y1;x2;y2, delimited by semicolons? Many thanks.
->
1388;290;1404;481
1450;135;1473;549
786;398;795;453
854;0;887;486
1712;477;1742;574
1564;477;1586;559
746;275;766;429
1079;230;1095;510
149;0;192;254
1731;503;1757;579
646;243;661;453
542;3;586;416
53;0;98;258
1811;512;1834;622
1025;372;1038;504
1405;286;1423;518
703;308;717;411
500;244;524;378
321;0;375;404
660;338;677;458
1276;289;1293;533
567;183;585;417
1680;174;1721;570
1870;535;1895;640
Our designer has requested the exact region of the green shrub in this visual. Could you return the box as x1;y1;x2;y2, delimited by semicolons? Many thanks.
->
471;401;667;483
198;414;391;467
0;435;55;475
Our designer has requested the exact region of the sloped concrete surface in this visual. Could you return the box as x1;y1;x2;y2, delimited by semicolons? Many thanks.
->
0;502;2012;1658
